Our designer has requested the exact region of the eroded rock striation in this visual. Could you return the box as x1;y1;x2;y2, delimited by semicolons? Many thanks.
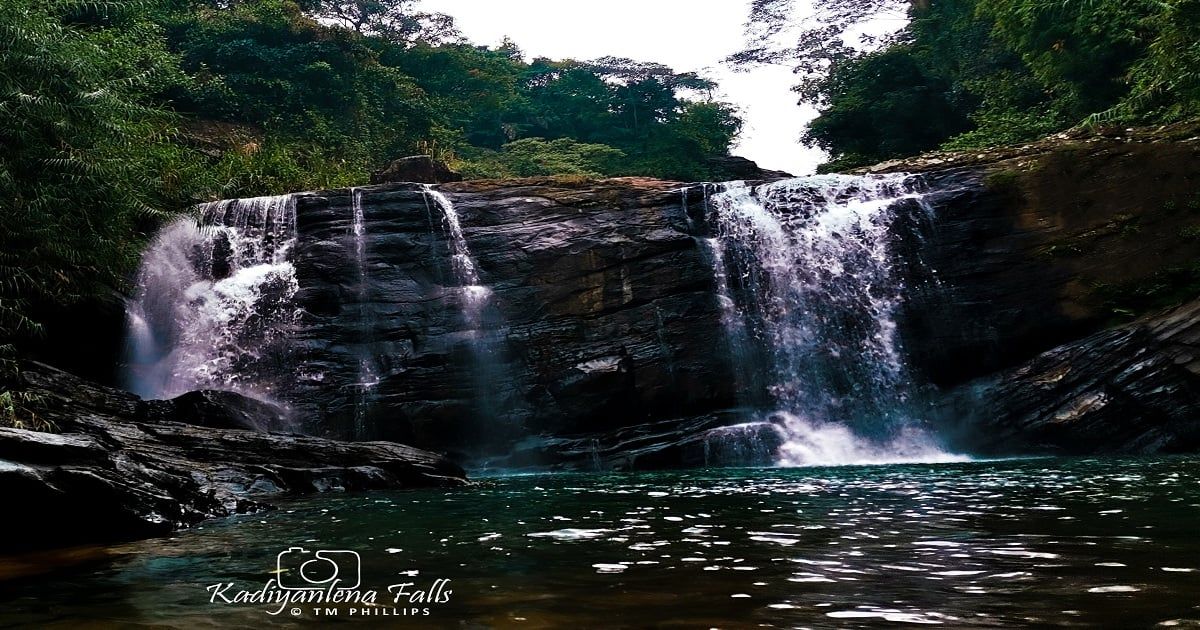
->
941;299;1200;455
179;132;1200;465
287;177;737;457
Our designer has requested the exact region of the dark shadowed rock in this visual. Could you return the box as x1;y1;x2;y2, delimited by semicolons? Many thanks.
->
285;177;738;458
898;136;1200;386
0;363;466;552
708;155;793;181
143;390;291;432
370;155;463;184
940;300;1200;455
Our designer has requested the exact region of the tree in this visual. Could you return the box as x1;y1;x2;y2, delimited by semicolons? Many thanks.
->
736;0;1200;169
729;0;909;103
164;0;437;165
485;138;626;178
0;0;183;342
523;60;617;144
302;0;458;45
803;45;972;170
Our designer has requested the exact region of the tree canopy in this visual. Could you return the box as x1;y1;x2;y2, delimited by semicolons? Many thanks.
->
736;0;1200;170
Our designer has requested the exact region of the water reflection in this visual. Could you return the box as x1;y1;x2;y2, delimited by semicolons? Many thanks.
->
2;457;1200;628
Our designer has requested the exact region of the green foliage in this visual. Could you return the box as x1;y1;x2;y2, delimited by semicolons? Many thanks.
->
750;0;1200;169
0;0;181;342
300;0;458;43
0;389;53;432
1088;0;1200;124
459;138;625;179
154;1;740;181
161;0;437;165
1092;261;1200;322
1;336;51;432
983;169;1022;192
803;44;973;170
618;101;744;181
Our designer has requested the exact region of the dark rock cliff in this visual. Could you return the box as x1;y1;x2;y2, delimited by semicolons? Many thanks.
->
889;128;1200;453
897;135;1200;386
286;177;737;459
213;131;1200;463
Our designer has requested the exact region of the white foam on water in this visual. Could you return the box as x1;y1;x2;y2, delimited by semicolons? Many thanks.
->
774;413;969;467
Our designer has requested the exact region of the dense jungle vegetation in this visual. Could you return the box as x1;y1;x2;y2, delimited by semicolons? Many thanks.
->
737;0;1200;171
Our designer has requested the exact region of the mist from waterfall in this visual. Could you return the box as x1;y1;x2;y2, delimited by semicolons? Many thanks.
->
703;175;966;467
422;186;510;432
123;195;300;405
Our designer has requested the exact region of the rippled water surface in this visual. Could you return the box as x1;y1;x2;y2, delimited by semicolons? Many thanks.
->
4;457;1200;628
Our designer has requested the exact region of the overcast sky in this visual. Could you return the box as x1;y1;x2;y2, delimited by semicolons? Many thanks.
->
417;0;826;175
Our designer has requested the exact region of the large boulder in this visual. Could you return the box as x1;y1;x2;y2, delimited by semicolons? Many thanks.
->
370;155;463;184
707;155;793;181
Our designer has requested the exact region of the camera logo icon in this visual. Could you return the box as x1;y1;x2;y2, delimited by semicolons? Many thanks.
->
276;547;361;591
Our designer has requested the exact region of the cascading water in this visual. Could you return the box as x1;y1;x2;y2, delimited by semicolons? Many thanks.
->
123;195;300;406
703;175;965;467
350;187;380;439
422;186;491;329
421;186;511;432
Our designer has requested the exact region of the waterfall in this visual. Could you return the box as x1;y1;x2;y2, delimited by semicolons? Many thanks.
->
700;236;761;403
123;195;300;406
350;187;379;439
704;175;965;467
422;186;491;327
421;185;510;431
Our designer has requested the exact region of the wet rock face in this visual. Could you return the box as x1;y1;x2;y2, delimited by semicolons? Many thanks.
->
940;299;1200;455
287;178;738;455
897;140;1200;386
274;153;1200;460
1;363;466;552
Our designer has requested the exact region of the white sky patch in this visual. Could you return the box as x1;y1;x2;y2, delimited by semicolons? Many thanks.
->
417;0;827;175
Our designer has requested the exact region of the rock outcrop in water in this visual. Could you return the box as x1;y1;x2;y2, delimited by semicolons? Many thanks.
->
0;363;466;551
